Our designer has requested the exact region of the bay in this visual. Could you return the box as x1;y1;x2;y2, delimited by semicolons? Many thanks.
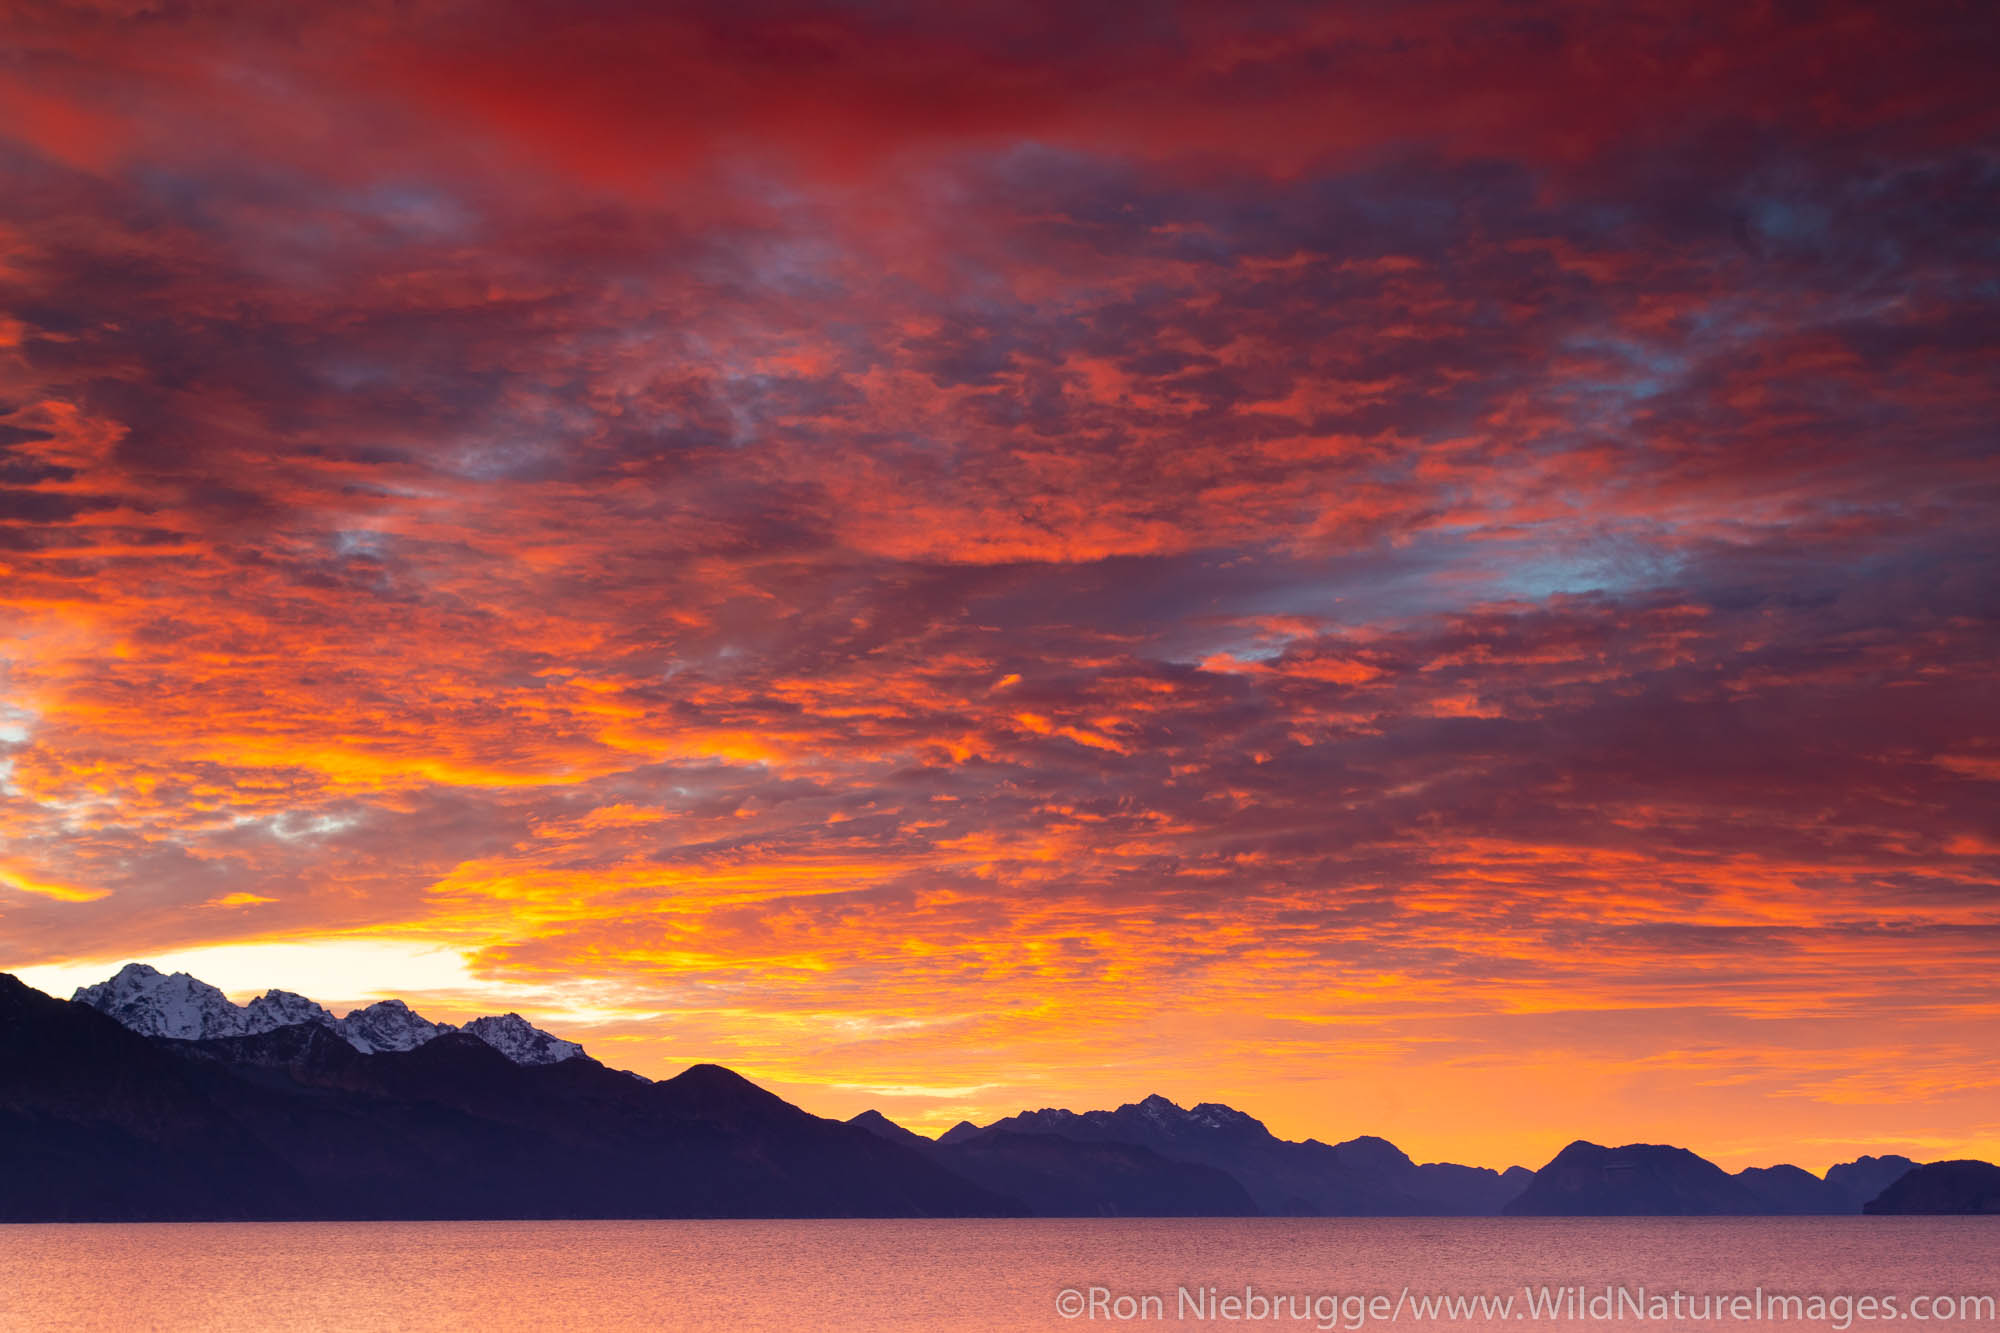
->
0;1217;1993;1332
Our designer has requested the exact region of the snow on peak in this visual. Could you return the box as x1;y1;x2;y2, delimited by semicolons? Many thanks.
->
1189;1101;1262;1132
72;962;249;1041
67;964;589;1065
337;998;455;1053
243;989;338;1034
464;1013;583;1065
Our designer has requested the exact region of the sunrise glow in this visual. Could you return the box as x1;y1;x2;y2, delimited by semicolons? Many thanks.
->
1;0;1995;1175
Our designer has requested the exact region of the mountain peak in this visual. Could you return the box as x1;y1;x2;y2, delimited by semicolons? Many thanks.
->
243;988;338;1034
671;1061;758;1088
1825;1154;1921;1210
67;963;587;1067
337;998;456;1053
656;1062;809;1122
1505;1140;1762;1216
1187;1101;1267;1134
1330;1134;1416;1174
936;1119;986;1145
463;1012;584;1065
1119;1093;1274;1139
849;1109;935;1150
72;963;247;1041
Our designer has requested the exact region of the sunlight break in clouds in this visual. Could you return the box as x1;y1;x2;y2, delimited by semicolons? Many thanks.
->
13;938;491;1016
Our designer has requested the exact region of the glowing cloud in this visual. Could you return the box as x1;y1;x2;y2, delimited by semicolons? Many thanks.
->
0;0;1994;1171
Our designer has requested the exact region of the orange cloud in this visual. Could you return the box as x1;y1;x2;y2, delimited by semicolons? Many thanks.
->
0;0;1994;1174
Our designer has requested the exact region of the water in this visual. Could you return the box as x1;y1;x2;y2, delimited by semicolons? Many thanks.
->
0;1218;1992;1331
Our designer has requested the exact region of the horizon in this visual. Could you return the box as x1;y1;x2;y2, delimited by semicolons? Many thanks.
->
2;0;1996;1190
5;959;1962;1179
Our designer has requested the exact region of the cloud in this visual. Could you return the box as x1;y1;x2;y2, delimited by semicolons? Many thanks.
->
0;0;1994;1169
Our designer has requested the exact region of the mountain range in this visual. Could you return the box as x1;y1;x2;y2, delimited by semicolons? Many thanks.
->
72;962;584;1063
3;966;1993;1221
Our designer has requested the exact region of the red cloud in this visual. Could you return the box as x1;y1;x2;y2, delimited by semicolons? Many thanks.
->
0;0;1995;1169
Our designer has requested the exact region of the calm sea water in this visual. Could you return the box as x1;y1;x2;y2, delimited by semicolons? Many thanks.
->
0;1218;1992;1332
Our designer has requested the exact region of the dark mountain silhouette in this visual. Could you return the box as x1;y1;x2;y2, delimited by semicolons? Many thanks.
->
0;974;313;1221
953;1094;1531;1215
5;969;1988;1220
1504;1141;1769;1215
1508;1145;1929;1217
1863;1161;2000;1214
1826;1154;1920;1209
850;1111;1258;1216
0;974;1017;1220
1734;1163;1856;1214
942;1131;1261;1217
850;1107;935;1152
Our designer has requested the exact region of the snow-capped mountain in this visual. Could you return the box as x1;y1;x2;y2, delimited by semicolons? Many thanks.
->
71;963;249;1041
70;962;585;1065
464;1013;584;1065
244;988;338;1033
338;998;457;1053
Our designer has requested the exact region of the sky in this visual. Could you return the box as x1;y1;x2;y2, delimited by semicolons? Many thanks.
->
1;0;1996;1174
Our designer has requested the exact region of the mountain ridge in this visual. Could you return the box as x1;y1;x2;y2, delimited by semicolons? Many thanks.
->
947;1092;1531;1215
5;972;1018;1221
7;966;1989;1220
71;962;586;1066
